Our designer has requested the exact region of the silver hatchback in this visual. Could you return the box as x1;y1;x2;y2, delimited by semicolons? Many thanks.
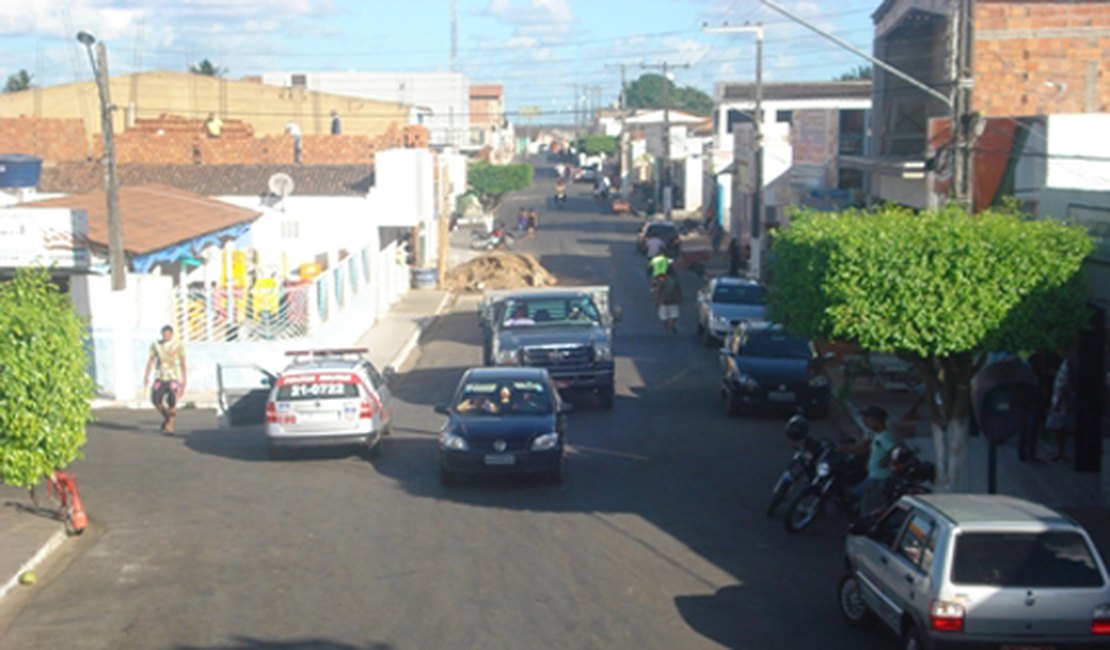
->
839;494;1110;649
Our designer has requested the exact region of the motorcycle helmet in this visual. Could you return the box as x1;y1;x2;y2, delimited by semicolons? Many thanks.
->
784;414;809;441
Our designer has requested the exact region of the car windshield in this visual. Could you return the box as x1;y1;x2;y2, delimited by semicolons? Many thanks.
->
453;380;553;416
713;283;766;305
741;332;812;359
952;531;1105;587
500;297;601;328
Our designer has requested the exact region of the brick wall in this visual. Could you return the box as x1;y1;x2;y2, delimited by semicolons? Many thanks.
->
0;116;89;162
974;2;1110;116
5;112;426;166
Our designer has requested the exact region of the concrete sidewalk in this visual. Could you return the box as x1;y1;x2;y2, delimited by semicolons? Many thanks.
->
0;286;450;604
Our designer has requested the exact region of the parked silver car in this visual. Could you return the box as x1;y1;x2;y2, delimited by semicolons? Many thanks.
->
695;276;767;346
839;494;1110;649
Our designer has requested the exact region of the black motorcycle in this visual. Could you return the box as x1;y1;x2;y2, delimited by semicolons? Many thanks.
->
783;449;868;533
881;443;935;505
767;415;831;517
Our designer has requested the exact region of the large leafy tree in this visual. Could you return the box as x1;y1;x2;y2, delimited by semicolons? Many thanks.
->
576;134;618;157
189;59;225;77
625;73;713;116
0;269;95;488
4;69;32;93
771;204;1092;491
467;162;533;212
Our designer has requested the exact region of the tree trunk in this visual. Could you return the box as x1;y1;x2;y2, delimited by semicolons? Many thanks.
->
931;416;973;492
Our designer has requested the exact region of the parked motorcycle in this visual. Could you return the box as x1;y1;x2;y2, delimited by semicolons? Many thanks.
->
767;415;832;518
782;448;868;534
881;443;935;505
469;224;515;251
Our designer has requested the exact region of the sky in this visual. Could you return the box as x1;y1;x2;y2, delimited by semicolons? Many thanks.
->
0;0;882;122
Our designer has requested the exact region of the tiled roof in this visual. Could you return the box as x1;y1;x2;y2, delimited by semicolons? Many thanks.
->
18;184;262;255
469;84;504;99
39;163;376;197
720;81;873;102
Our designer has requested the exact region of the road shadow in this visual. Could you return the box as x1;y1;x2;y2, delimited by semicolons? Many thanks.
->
175;638;390;650
415;310;482;348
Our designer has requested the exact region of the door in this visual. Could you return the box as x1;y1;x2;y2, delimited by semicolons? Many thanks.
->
216;364;276;427
855;505;911;631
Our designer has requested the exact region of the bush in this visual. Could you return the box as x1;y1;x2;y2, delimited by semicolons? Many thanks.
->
0;269;94;488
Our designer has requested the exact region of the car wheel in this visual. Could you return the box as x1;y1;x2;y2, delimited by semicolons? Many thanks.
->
838;574;875;628
902;622;925;650
725;385;744;416
598;384;615;409
784;486;824;533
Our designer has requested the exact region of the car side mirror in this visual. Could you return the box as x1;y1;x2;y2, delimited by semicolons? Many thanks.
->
262;376;274;387
434;404;450;415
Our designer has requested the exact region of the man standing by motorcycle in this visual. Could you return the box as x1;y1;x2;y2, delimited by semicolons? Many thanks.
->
842;405;900;514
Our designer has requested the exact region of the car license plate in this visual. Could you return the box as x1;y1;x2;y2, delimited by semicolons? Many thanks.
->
767;391;796;403
484;454;516;466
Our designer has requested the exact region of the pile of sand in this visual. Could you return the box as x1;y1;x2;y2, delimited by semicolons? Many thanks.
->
444;252;558;292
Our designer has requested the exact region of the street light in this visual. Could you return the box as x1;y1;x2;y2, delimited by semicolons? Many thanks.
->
76;30;126;291
703;21;764;280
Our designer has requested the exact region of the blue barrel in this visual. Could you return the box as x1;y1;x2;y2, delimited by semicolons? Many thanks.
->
411;267;438;289
0;154;42;188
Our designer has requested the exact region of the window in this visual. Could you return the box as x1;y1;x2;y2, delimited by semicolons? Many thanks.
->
712;283;766;306
896;514;935;570
726;109;753;133
776;110;793;124
952;532;1104;588
871;506;910;548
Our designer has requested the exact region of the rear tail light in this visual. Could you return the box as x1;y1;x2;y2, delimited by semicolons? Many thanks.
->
358;392;381;419
930;600;965;633
265;402;277;423
1093;603;1110;635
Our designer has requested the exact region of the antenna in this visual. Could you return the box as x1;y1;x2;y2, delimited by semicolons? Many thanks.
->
268;173;295;211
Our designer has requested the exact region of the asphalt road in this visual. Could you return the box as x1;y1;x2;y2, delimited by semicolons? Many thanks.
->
0;160;889;650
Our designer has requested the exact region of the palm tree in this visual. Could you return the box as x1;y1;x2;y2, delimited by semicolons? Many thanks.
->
188;59;225;77
4;69;32;93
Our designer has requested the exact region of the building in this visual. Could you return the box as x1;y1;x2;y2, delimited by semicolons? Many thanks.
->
623;109;710;215
0;71;410;150
261;71;470;148
469;84;505;146
714;81;872;269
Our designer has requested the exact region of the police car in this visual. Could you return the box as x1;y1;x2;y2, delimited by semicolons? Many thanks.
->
216;348;395;459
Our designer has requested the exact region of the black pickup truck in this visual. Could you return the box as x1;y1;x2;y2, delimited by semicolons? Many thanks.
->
479;286;618;408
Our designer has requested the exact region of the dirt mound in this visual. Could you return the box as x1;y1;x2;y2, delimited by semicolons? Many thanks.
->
444;252;558;292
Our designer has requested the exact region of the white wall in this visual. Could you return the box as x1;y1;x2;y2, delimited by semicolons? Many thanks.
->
261;71;470;147
1045;114;1110;191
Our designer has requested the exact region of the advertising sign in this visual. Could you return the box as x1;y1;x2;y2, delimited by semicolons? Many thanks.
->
0;208;90;269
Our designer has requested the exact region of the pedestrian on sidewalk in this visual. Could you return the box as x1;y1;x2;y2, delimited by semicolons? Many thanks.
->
1046;350;1075;462
655;266;682;333
285;121;302;163
143;325;187;434
709;219;724;257
526;208;538;238
727;237;742;277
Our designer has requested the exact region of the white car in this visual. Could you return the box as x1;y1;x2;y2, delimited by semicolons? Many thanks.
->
695;276;768;346
217;348;395;459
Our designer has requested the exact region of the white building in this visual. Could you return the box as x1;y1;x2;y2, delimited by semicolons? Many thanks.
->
623;109;709;215
261;71;470;148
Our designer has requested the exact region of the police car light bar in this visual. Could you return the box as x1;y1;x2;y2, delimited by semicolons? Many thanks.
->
284;347;369;359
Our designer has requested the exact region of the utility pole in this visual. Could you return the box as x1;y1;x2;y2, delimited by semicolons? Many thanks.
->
953;0;976;211
604;63;628;109
703;23;763;276
78;31;125;291
641;61;689;219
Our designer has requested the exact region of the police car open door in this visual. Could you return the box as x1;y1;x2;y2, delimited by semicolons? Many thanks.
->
216;364;276;427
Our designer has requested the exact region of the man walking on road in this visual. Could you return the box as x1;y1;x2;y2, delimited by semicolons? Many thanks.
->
143;325;187;434
655;266;682;333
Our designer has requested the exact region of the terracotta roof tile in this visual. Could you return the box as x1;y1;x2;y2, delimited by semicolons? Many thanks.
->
18;184;261;256
38;163;376;197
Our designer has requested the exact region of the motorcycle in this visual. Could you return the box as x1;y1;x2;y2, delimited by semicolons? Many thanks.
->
881;443;935;505
469;225;515;251
554;188;567;207
783;448;868;534
767;415;832;518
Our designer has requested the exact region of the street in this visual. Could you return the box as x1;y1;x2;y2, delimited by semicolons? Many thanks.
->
0;163;888;650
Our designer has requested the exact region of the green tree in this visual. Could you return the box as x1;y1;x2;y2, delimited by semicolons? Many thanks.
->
625;73;713;116
576;134;618;157
835;65;873;81
4;69;32;93
771;204;1092;491
0;269;95;489
466;162;533;213
188;59;225;77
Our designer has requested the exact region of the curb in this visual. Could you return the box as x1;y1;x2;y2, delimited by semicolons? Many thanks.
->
0;526;67;602
387;291;454;371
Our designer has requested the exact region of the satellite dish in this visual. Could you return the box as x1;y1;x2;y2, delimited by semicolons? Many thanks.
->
268;172;295;199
